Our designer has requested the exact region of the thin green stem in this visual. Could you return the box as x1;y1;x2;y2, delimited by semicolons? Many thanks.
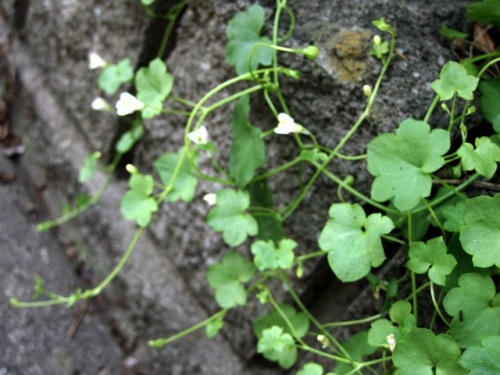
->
430;282;450;328
322;313;384;328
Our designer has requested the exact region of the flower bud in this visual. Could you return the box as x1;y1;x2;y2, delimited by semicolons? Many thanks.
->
386;333;396;352
363;84;372;97
125;164;138;175
317;334;330;348
303;45;319;60
373;35;382;45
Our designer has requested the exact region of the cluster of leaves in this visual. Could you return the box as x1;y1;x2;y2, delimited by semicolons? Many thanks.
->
17;1;500;374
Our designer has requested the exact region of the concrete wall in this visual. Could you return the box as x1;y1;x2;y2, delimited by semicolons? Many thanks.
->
7;0;471;372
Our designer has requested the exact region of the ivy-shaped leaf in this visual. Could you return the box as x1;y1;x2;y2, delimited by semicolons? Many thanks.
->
431;61;479;101
153;148;198;203
318;203;394;282
393;329;466;375
443;273;500;348
407;236;457;286
205;313;225;339
120;173;158;227
206;189;258;246
206;252;255;309
367;118;450;211
478;78;500;133
226;4;273;74
460;193;500;268
466;0;500;27
257;326;297;369
458;335;500;374
78;152;101;183
229;95;266;188
368;301;416;349
296;363;325;375
135;58;174;118
251;238;296;271
441;201;466;233
457;136;500;178
97;59;134;95
253;303;310;339
115;120;145;154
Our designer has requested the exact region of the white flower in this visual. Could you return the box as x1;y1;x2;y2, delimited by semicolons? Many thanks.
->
274;113;307;134
88;52;107;70
115;93;145;116
91;97;111;111
386;333;396;352
187;125;209;145
203;193;217;206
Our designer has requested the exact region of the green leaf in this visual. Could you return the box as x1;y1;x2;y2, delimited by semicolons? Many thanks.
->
97;59;134;95
248;179;284;242
407;236;457;286
225;4;273;74
371;40;389;59
257;326;297;369
335;331;376;375
393;329;466;375
33;275;44;299
439;24;469;40
207;252;255;309
478;78;500;133
372;18;393;33
368;301;416;348
457;136;500;178
367;118;450;211
442;201;466;233
318;203;394;282
141;0;155;5
205;314;224;338
458;335;500;374
300;149;328;163
229;95;266;188
466;0;500;26
78;151;101;183
296;363;324;375
135;58;174;118
251;238;296;271
115;120;145;153
443;273;500;347
431;61;479;101
153;148;198;202
206;189;258;246
253;303;310;339
120;174;158;227
460;194;500;268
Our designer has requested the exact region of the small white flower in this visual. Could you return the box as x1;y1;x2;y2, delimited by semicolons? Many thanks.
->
317;334;329;348
91;97;111;111
274;113;307;135
363;84;372;97
373;35;382;46
203;193;217;206
88;52;107;70
386;333;396;352
115;93;145;116
187;125;209;145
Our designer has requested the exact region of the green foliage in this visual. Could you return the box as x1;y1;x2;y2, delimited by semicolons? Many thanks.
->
457;136;500;178
257;325;297;369
407;236;457;286
135;58;174;118
335;332;376;375
460;194;500;268
226;4;273;74
319;203;394;282
478;78;500;133
116;120;145;153
466;0;500;26
97;59;134;95
206;189;258;246
229;95;266;188
458;336;500;374
205;314;224;338
431;61;479;100
78;152;101;183
439;24;468;40
251;238;296;271
367;118;450;211
253;303;310;339
141;0;155;5
207;252;255;308
120;173;158;227
153;148;198;202
443;273;500;348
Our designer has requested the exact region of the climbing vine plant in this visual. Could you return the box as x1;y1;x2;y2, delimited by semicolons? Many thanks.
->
11;0;500;373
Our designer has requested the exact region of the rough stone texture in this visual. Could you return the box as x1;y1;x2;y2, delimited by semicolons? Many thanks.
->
6;0;474;372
